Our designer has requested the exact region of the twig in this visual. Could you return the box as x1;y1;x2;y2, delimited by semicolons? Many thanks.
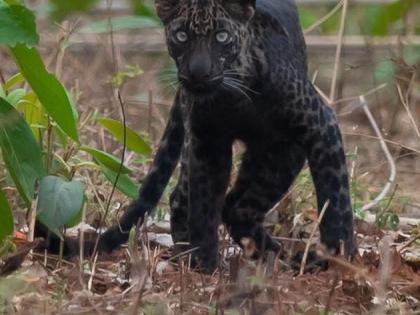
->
78;201;87;290
314;84;331;104
375;235;392;315
344;131;420;155
397;234;420;253
329;0;348;102
83;170;106;214
87;252;99;292
299;199;330;275
396;83;420;140
358;96;396;212
168;246;200;262
304;0;344;34
28;195;38;243
334;83;388;108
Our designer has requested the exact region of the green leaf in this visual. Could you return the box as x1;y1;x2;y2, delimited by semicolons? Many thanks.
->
111;64;144;87
0;5;39;47
3;73;24;91
80;145;131;174
37;176;85;235
389;214;400;231
65;195;86;228
0;190;14;243
79;16;161;34
17;92;48;140
9;44;79;141
98;117;151;155
0;98;45;205
98;162;138;199
375;213;388;229
5;88;25;106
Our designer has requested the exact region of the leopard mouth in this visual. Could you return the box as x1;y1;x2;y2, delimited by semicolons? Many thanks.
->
179;74;224;95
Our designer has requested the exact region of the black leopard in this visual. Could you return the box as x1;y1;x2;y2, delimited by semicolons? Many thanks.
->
38;0;356;272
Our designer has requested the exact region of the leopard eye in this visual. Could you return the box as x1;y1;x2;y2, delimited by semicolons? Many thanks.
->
175;31;188;43
215;31;230;44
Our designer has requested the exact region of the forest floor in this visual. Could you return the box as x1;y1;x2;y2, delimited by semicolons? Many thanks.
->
2;197;420;314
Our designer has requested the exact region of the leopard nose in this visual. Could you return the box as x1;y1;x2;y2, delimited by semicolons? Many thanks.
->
188;54;212;83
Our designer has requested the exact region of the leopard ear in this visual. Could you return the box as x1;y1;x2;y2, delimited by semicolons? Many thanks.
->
155;0;179;24
222;0;256;22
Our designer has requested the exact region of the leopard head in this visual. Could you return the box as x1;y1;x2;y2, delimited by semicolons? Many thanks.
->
155;0;255;95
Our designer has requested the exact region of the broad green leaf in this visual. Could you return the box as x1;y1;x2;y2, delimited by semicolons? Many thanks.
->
5;88;25;106
0;190;14;243
49;0;99;21
65;195;87;228
0;4;39;47
98;162;138;199
3;73;24;91
10;44;79;141
98;117;151;155
37;176;84;235
17;92;48;139
80;146;131;174
79;16;161;34
0;98;45;205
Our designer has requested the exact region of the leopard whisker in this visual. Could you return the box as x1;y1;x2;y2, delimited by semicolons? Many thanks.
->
222;80;253;102
224;70;252;77
224;76;260;95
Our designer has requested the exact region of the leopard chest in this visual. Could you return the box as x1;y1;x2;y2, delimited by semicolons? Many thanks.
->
187;96;298;149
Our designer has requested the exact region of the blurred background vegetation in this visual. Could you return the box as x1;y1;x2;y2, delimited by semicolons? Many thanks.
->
0;0;419;239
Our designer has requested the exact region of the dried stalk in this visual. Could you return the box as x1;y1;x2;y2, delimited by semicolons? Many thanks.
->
358;96;396;212
299;199;330;275
304;0;344;34
396;83;420;140
329;0;348;102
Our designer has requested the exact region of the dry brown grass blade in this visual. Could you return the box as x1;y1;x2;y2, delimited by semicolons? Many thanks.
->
329;0;348;103
358;96;396;212
304;0;344;34
396;82;420;140
299;199;329;275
